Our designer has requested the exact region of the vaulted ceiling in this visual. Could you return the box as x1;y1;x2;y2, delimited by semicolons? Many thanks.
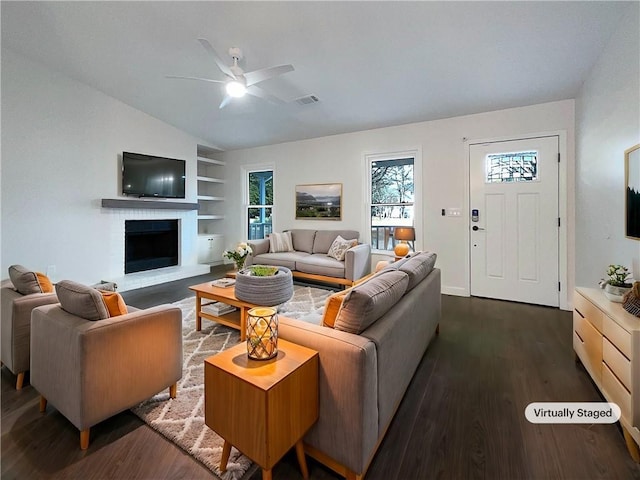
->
1;1;631;150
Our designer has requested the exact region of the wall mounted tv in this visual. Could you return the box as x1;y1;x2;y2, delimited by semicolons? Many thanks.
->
122;152;186;199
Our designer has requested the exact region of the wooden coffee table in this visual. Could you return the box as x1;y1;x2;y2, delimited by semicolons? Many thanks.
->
204;339;319;480
188;282;259;341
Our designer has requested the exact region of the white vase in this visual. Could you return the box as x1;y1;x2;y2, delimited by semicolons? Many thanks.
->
604;283;631;303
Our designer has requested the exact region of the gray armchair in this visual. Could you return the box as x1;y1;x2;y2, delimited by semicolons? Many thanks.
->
1;279;59;389
30;281;183;449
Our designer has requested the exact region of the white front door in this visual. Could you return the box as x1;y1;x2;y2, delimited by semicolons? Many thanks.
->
470;136;559;307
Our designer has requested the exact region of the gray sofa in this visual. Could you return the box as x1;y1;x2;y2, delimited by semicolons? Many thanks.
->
246;229;371;287
278;252;440;479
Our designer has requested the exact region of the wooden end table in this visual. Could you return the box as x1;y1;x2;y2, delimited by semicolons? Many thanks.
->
204;339;319;480
189;282;258;341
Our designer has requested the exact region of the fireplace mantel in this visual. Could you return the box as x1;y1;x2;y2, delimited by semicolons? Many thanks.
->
101;199;199;210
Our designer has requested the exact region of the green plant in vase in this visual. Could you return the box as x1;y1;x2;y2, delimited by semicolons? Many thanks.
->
248;265;279;277
222;242;252;270
601;264;633;303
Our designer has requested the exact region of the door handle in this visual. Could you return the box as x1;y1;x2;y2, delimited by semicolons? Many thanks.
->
472;226;485;231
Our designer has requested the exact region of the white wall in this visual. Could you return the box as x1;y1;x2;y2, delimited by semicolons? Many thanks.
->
1;48;211;284
219;100;575;302
575;3;640;287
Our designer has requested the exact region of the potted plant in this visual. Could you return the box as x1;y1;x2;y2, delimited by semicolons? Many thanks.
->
600;264;633;303
222;242;252;270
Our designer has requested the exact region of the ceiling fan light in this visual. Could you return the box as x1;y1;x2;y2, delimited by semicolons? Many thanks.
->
226;80;246;98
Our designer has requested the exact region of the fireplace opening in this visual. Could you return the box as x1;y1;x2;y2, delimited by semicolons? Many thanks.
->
125;220;179;274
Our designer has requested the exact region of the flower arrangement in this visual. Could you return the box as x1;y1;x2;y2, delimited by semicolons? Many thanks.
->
223;242;252;270
603;264;633;288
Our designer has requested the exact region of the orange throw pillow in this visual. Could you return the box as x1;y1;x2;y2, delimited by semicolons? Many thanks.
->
35;272;54;293
322;291;348;328
100;291;128;317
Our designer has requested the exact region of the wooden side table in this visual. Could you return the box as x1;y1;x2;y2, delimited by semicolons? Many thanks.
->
204;339;319;480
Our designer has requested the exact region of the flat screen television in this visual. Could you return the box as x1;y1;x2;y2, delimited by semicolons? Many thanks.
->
122;151;186;199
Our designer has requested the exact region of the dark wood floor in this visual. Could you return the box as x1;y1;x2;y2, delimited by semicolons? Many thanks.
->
2;274;640;480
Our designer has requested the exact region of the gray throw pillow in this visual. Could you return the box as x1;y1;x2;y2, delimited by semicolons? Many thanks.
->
397;251;437;291
55;280;110;321
334;270;409;334
8;264;46;295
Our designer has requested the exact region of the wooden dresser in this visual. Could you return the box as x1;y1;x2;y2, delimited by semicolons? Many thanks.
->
574;287;640;462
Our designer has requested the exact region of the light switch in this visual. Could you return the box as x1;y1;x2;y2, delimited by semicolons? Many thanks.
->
447;208;462;217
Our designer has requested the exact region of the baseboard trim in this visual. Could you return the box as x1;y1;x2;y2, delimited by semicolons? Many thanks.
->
442;286;469;297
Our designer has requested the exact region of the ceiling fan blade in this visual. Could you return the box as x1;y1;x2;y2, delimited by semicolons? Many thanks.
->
244;64;294;87
197;38;236;79
246;85;285;105
165;75;225;84
219;95;233;109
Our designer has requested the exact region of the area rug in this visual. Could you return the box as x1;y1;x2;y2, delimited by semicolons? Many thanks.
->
131;285;332;480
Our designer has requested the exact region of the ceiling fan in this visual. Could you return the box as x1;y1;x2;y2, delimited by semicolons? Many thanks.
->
167;38;294;109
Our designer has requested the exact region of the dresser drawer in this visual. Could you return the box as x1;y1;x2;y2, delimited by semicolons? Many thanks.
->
603;337;631;391
574;312;603;383
602;362;631;421
602;314;631;359
574;292;603;332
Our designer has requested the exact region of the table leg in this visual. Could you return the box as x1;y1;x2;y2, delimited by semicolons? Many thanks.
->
261;468;272;480
239;307;247;341
220;440;232;472
195;293;202;332
295;440;309;479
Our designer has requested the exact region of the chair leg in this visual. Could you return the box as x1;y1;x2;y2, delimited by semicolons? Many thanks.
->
169;383;177;399
16;372;25;390
80;429;90;450
39;396;47;413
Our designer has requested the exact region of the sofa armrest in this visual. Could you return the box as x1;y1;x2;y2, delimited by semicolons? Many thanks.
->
246;239;270;266
344;243;371;281
1;288;58;372
30;304;182;430
278;316;378;474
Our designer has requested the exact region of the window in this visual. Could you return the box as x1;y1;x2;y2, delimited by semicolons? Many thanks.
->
486;151;538;183
247;170;273;240
369;157;415;251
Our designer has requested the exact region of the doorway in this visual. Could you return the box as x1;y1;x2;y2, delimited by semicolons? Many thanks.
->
469;136;559;307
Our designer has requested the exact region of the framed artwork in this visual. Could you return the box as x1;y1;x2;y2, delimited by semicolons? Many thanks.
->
626;144;640;240
295;183;342;220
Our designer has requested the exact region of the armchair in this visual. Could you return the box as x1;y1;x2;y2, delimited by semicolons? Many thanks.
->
1;279;58;389
30;281;182;449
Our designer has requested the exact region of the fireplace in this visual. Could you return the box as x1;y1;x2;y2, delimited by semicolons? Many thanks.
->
125;220;179;274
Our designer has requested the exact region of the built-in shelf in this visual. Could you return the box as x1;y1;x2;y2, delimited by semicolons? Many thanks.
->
197;176;225;184
101;199;199;210
198;214;224;220
197;156;226;166
197;195;225;201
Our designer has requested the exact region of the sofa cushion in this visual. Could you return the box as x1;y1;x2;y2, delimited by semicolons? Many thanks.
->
55;280;110;321
288;229;317;254
327;235;358;261
100;291;128;317
322;290;349;328
252;251;311;271
397;251;438;291
269;232;294;253
313;230;359;254
8;265;53;295
334;270;409;334
296;254;346;279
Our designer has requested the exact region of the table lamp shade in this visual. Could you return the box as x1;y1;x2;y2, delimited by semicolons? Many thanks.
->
394;227;415;257
394;227;415;241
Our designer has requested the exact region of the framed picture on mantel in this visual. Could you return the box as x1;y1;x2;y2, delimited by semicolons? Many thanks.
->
626;144;640;240
295;183;342;220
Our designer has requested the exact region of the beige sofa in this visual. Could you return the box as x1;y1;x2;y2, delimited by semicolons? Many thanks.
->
278;252;440;479
246;229;371;287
